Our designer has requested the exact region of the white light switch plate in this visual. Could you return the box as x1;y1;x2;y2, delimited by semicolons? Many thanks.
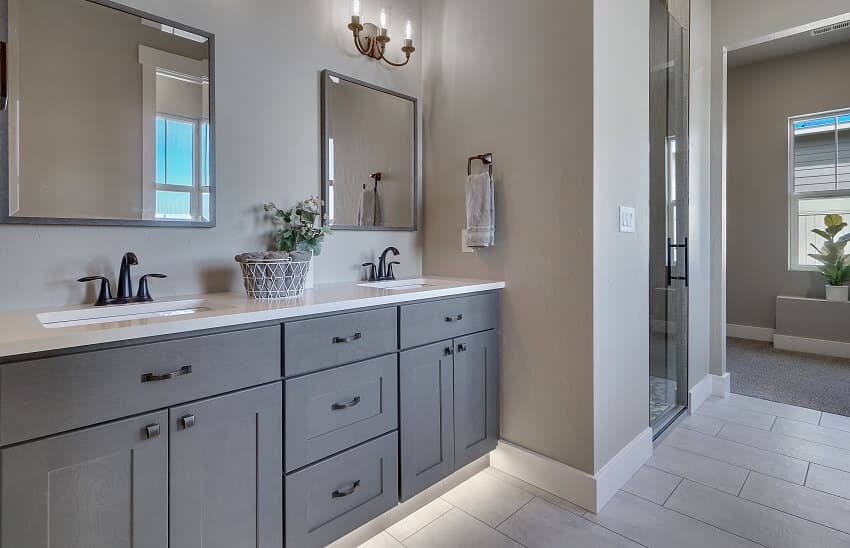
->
619;206;636;233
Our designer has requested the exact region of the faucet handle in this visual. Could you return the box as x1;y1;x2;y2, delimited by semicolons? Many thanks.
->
361;263;378;282
78;276;113;306
386;261;400;281
137;274;167;302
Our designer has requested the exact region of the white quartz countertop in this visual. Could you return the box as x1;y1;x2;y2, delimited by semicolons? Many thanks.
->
0;277;505;359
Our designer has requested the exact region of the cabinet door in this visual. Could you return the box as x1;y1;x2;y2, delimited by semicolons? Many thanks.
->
169;383;283;548
0;411;168;548
400;341;455;500
454;330;500;468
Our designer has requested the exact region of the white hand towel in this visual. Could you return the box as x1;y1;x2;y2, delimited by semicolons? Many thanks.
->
465;172;495;247
357;185;383;226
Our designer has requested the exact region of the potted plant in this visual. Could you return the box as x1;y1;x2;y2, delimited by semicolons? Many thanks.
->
809;214;850;302
235;197;331;299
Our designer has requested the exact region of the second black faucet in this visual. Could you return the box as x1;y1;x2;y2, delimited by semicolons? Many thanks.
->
362;246;400;282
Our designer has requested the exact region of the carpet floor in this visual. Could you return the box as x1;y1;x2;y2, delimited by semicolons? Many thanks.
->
727;337;850;417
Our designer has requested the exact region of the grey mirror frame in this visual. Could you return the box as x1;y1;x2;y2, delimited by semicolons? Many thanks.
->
320;69;418;232
0;0;216;228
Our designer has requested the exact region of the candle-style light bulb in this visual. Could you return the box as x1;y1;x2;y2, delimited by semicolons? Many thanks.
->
379;9;388;30
405;20;413;40
352;0;360;16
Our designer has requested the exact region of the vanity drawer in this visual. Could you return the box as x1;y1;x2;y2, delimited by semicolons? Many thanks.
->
400;293;499;348
0;326;280;446
285;354;398;472
285;431;398;548
284;308;397;377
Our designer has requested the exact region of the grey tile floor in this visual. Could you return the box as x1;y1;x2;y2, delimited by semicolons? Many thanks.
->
358;394;850;548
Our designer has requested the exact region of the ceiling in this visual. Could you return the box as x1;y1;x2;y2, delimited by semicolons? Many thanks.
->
728;20;850;68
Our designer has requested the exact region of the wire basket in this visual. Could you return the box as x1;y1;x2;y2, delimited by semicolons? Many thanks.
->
238;257;312;299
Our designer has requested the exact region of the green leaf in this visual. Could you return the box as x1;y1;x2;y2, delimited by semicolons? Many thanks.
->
812;228;831;241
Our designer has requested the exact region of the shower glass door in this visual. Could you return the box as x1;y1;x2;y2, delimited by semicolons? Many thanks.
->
649;0;689;432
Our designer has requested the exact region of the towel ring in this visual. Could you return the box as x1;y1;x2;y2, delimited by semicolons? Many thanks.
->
468;153;493;176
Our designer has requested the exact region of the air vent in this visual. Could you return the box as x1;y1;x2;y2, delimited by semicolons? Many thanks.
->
811;20;850;36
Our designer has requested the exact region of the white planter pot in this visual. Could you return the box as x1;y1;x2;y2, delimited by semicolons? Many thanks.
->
825;285;848;302
305;255;315;289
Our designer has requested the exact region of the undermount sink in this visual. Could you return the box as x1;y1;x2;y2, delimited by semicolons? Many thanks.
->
358;278;435;291
38;299;210;329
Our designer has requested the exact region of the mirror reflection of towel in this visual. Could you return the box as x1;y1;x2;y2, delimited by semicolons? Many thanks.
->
358;184;383;226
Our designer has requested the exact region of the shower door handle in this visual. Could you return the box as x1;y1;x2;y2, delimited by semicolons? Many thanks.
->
666;238;688;287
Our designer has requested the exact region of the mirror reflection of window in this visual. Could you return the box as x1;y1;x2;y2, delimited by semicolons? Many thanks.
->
5;0;213;226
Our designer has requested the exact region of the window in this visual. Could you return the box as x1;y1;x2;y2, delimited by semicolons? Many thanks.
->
788;110;850;270
155;115;210;221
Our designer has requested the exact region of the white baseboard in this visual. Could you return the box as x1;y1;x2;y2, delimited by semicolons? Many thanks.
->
773;334;850;359
688;374;712;411
491;428;652;513
727;324;774;342
712;372;730;396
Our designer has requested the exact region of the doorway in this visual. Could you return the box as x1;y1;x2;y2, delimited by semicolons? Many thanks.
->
649;0;690;434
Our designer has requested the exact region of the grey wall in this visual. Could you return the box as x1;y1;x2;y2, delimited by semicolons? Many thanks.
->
0;0;423;311
710;0;850;374
727;41;850;329
421;0;597;473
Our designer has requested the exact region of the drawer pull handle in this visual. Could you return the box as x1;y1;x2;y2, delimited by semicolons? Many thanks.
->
141;365;192;383
332;396;361;411
144;423;161;440
332;480;361;499
333;332;362;344
181;414;196;429
445;314;464;323
457;343;468;353
444;346;454;356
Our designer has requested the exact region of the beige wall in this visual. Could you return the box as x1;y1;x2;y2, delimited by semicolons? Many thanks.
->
727;42;850;329
422;0;596;472
0;0;423;311
592;0;650;470
709;0;850;374
688;0;712;391
13;0;207;220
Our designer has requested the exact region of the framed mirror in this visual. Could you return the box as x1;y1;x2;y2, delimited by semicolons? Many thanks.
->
0;0;215;227
321;70;417;231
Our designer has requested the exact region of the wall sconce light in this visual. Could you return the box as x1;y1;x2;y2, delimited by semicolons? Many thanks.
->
348;1;415;67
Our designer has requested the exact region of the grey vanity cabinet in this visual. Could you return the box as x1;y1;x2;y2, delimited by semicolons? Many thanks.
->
453;330;500;469
399;341;456;500
400;329;500;500
169;383;283;548
0;411;169;548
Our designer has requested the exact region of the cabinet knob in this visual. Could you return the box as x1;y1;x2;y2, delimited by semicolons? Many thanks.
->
181;414;196;429
457;343;468;353
444;346;454;356
144;423;161;440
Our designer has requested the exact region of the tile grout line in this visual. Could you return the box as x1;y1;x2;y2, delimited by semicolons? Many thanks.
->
656;440;808;486
386;500;455;543
716;426;850;466
709;394;825;421
484;468;587;517
651;486;771;548
446;502;531;548
737;470;751;497
661;477;684;506
493;497;535;529
678;477;850;540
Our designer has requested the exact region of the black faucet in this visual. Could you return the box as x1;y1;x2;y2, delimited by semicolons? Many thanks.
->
78;252;167;306
377;247;400;281
361;247;401;282
116;252;138;300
